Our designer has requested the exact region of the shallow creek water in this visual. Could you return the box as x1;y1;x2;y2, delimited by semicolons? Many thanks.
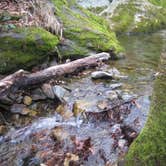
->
0;30;166;166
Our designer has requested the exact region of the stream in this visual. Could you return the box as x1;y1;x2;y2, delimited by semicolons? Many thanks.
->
0;30;166;166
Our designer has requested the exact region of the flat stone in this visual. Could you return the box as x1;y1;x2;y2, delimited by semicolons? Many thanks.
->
91;71;113;79
23;96;32;106
41;84;54;99
110;83;123;90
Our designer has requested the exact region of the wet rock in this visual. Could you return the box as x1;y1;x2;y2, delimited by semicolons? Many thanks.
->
52;126;68;141
97;100;108;110
52;85;67;102
42;84;54;99
108;68;128;79
120;92;137;102
111;124;122;136
23;96;32;106
56;104;73;119
64;153;79;166
10;104;31;115
91;71;113;79
15;95;23;103
31;88;47;101
108;67;121;76
91;68;127;80
118;139;127;149
110;83;123;90
73;100;92;116
0;125;7;135
0;96;13;105
106;90;118;101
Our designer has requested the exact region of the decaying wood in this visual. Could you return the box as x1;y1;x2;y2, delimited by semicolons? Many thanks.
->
0;52;110;101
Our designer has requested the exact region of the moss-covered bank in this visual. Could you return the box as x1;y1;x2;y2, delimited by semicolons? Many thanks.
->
0;27;59;74
125;54;166;165
110;0;166;34
52;0;123;58
0;0;123;74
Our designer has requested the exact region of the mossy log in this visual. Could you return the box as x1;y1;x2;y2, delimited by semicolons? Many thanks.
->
0;52;110;103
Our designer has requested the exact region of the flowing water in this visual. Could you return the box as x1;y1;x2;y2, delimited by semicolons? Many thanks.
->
0;30;166;166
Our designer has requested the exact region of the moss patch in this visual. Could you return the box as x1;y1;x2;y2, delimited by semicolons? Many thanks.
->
125;56;166;165
52;0;123;58
0;27;59;74
110;0;166;33
148;0;166;7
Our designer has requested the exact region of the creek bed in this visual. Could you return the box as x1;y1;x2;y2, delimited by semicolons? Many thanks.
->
0;30;166;166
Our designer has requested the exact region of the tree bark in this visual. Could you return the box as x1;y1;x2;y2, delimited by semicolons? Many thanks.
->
0;52;110;101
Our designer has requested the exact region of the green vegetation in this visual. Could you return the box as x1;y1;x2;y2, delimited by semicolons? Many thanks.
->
111;3;136;33
148;0;166;7
110;0;166;33
125;56;166;165
52;0;123;58
0;27;59;74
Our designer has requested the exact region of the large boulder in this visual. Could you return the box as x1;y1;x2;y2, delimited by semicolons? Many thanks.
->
52;0;123;58
78;0;166;33
0;27;59;74
109;0;166;33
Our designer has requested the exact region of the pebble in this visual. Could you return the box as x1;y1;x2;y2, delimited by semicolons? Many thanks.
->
23;96;32;106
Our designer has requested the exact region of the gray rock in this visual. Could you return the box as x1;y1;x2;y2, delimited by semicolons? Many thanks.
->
91;71;113;79
0;96;13;105
41;84;54;99
10;104;30;115
118;139;127;149
120;92;137;102
52;85;67;102
108;67;121;76
106;90;118;100
111;124;122;136
31;88;47;101
110;83;123;90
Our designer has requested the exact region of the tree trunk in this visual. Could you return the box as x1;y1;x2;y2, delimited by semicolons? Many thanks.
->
0;53;110;101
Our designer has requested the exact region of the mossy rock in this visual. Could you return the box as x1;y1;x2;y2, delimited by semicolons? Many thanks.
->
103;0;166;33
52;0;123;58
148;0;166;7
125;55;166;165
0;27;59;74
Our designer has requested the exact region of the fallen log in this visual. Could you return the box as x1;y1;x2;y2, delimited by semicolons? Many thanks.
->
0;52;110;102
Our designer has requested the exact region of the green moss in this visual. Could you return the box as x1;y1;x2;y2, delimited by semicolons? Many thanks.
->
148;0;166;7
125;56;166;165
111;3;136;33
52;0;123;58
110;0;166;33
0;27;59;74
